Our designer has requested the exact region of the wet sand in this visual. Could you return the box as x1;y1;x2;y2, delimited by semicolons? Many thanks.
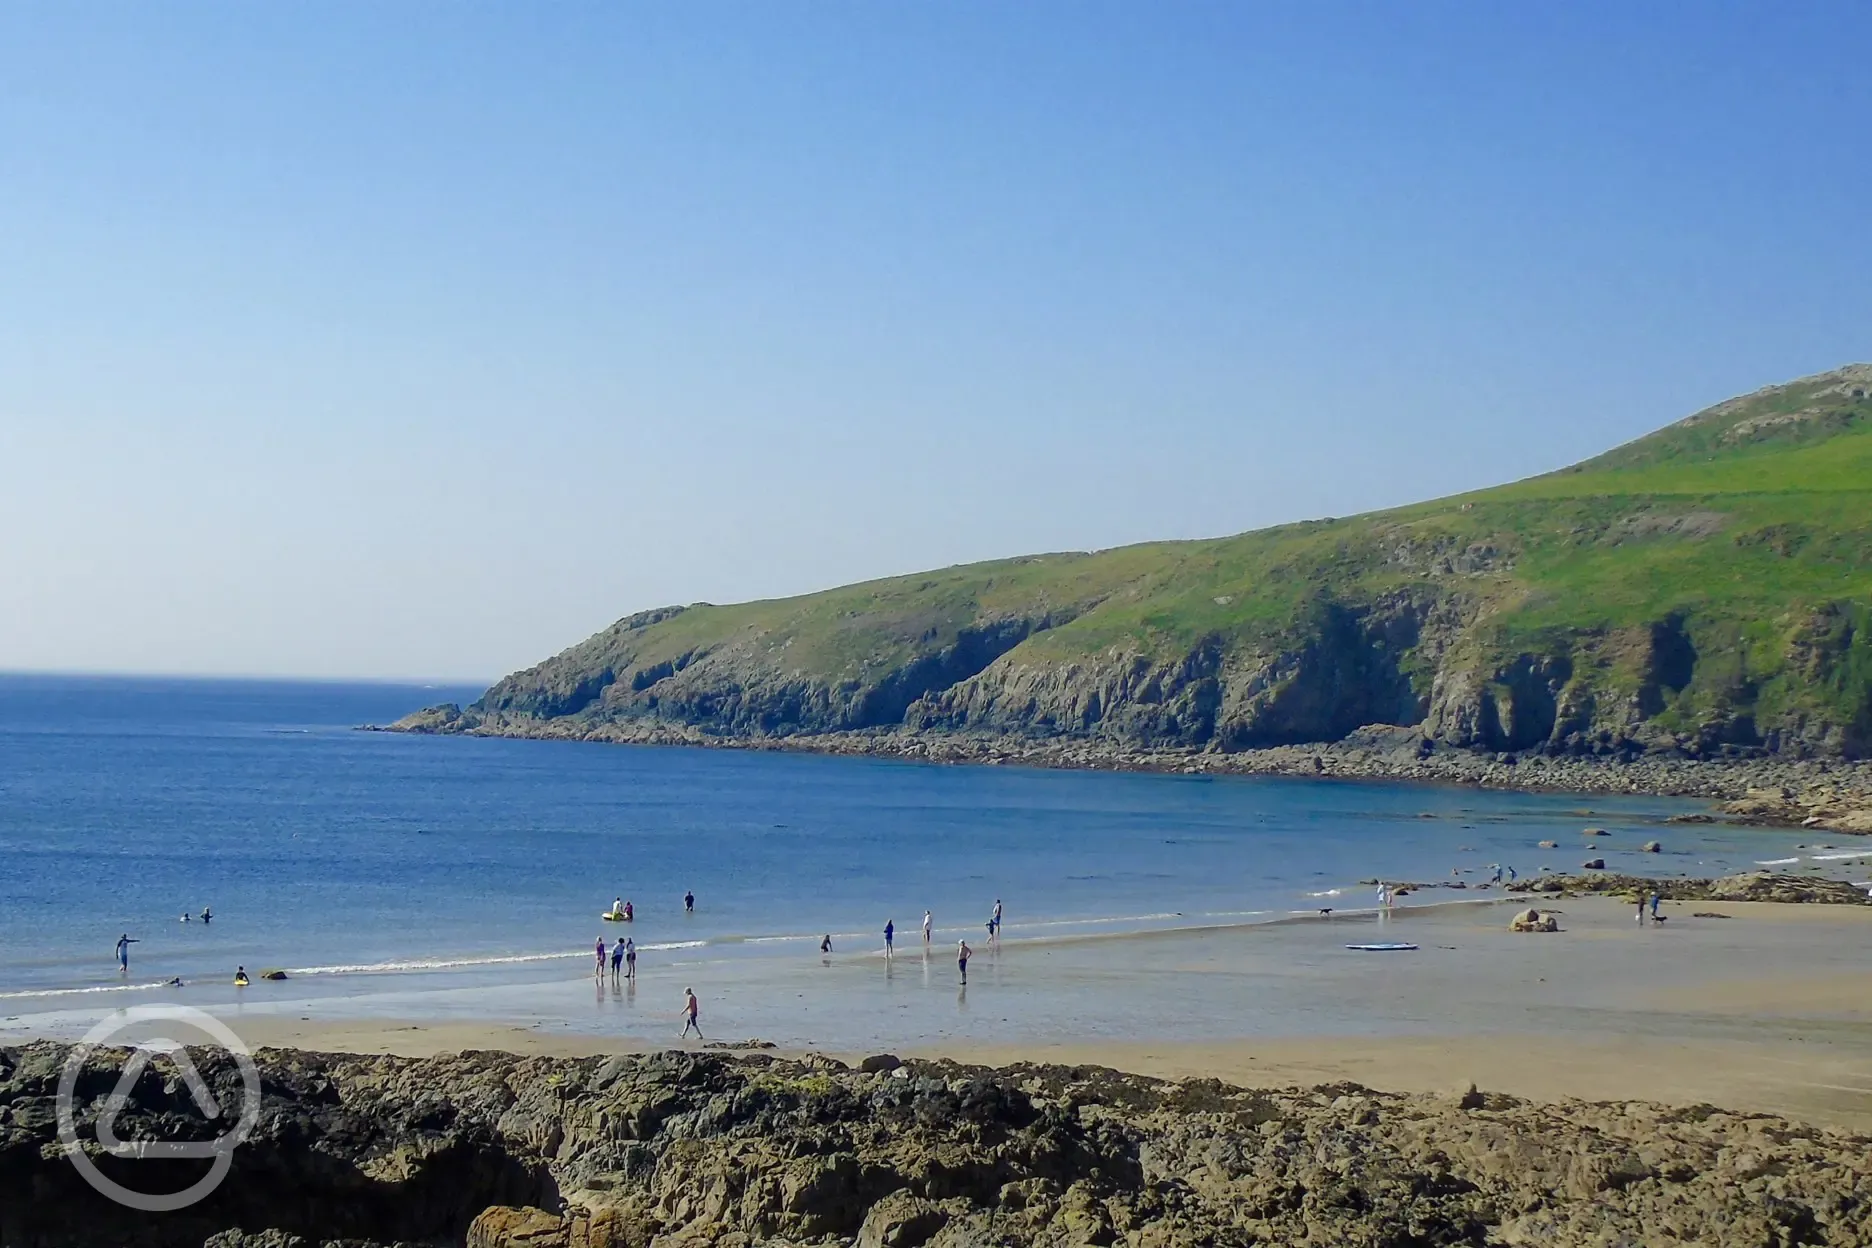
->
199;895;1872;1130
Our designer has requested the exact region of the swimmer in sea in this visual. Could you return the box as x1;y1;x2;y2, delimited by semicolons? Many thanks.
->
684;890;695;914
680;987;703;1039
201;908;212;924
234;966;249;987
624;900;633;921
957;939;972;984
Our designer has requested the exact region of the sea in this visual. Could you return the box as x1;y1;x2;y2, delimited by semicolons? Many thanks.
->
0;674;1834;1048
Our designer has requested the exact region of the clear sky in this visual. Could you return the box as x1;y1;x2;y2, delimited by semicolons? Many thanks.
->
2;4;1867;682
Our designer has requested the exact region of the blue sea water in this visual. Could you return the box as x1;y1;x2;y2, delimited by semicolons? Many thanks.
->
0;674;1818;1037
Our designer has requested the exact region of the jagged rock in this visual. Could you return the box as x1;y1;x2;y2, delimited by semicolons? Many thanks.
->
11;1040;1872;1248
1513;872;1872;905
1510;908;1560;932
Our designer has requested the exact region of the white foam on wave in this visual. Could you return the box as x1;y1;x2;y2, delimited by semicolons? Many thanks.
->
1755;857;1801;866
1810;851;1872;861
287;951;584;976
640;940;708;952
0;980;170;1002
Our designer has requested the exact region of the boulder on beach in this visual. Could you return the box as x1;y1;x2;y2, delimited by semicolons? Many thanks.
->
1510;908;1559;933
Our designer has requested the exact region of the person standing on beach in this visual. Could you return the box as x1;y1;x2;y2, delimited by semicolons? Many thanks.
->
685;890;695;914
595;937;607;975
680;987;703;1039
922;911;932;944
820;934;832;954
1377;882;1391;912
993;899;1002;928
1636;892;1647;923
610;939;624;978
625;938;636;980
884;919;895;958
957;939;972;984
115;933;138;973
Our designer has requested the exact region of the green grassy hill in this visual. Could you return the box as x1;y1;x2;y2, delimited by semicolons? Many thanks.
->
403;365;1872;758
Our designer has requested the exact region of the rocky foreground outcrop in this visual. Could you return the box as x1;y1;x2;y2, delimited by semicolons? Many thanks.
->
6;1043;1872;1248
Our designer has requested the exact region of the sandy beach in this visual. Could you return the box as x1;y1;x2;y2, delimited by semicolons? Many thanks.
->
197;895;1872;1132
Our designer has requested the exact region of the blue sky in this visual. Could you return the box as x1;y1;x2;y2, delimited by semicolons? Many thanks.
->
2;3;1867;680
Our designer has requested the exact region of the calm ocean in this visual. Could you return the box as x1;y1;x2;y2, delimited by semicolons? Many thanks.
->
0;675;1815;1040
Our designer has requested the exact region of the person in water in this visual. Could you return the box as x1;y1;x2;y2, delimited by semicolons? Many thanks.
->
200;908;212;924
115;933;138;973
922;911;932;944
623;900;633;921
234;967;249;986
820;934;832;954
684;890;695;914
625;938;637;980
612;897;624;917
610;939;625;977
957;939;972;984
884;919;894;957
680;987;703;1039
595;938;608;975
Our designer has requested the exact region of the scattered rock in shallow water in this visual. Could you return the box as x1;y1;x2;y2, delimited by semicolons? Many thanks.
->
1583;827;1610;836
1642;840;1662;853
1582;858;1607;870
1538;839;1559;848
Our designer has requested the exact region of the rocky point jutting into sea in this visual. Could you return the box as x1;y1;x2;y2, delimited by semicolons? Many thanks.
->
9;1042;1872;1248
388;366;1872;832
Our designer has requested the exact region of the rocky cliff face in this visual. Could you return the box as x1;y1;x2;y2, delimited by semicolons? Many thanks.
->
393;366;1872;761
6;1043;1870;1248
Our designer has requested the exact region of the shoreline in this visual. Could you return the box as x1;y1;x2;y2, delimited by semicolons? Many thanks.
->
377;717;1872;831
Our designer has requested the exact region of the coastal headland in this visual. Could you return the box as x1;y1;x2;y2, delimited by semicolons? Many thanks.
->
386;365;1872;831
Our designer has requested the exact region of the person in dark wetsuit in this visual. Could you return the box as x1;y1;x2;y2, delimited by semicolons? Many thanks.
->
820;934;832;954
684;890;695;914
115;934;138;973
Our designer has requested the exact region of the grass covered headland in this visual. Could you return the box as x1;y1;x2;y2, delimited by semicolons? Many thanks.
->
401;366;1872;761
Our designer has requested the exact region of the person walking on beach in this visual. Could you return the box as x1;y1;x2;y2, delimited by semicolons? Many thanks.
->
884;919;895;958
1649;891;1662;921
922;910;932;944
957;939;972;984
595;938;607;975
115;933;138;973
820;934;832;954
625;938;636;980
684;890;695;914
1376;882;1391;912
1636;892;1648;923
993;899;1003;928
680;987;703;1039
